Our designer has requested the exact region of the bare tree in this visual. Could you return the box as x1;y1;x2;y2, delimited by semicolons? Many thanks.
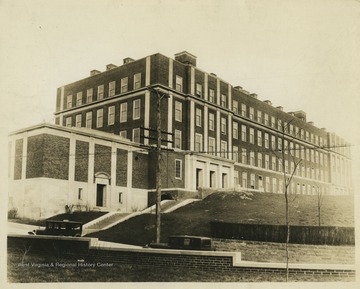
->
316;185;324;226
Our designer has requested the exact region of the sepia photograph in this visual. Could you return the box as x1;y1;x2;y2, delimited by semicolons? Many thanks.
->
1;0;359;288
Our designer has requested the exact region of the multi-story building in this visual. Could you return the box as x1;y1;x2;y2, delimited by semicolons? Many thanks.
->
8;51;353;219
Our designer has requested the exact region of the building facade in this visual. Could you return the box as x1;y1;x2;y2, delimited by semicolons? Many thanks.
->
8;51;353;219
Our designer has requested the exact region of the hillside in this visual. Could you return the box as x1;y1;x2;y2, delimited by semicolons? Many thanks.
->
87;192;354;246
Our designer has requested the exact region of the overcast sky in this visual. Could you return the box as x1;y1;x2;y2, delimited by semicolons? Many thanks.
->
1;0;359;185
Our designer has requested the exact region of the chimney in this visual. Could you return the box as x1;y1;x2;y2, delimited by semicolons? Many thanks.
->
293;110;307;122
276;106;283;111
308;121;314;126
210;73;217;77
264;100;272;106
106;64;117;70
123;57;135;64
90;69;101;76
175;51;197;66
250;93;258;99
234;86;243;91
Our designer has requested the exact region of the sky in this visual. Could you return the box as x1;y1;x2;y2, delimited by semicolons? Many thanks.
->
0;1;360;286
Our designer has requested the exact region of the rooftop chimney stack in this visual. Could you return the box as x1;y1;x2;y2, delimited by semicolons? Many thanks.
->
123;57;135;64
90;69;101;76
106;64;117;70
175;51;197;66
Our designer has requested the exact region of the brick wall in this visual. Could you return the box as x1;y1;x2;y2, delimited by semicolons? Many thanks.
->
75;140;89;182
116;149;127;186
94;144;111;176
14;138;23;180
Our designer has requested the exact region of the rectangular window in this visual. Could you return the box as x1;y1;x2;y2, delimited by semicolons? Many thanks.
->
120;130;127;139
120;102;127;123
196;108;202;127
174;129;182;149
121;77;128;93
265;176;270;192
264;113;269;126
76;92;83;106
195;133;203;152
221;117;227;134
208;137;216;155
209;89;215;103
249;128;254;144
250;151;255;166
241;104;246;117
96;109;103;127
97;85;104;100
242;172;248;188
271;116;275;128
221;94;227;107
232;100;238;114
78;188;83;200
264;133;269;148
87;88;93;103
289;124;294;135
258;153;263;168
249;107;254;120
66;95;72;109
273;178;277;193
134;73;141;89
265;155;270;169
109;81;115;97
233;122;238;139
175;101;182;122
257;131;262;146
66;117;72;127
86;112;92;128
196;83;202;97
133;99;141;120
241;148;247;164
284;140;288;154
241;125;247;141
232;146;239;162
208;113;215;131
75;114;82;128
257;111;262;123
176;75;183;92
250;174;255;189
132;128;140;143
118;192;123;203
108;106;115;125
220;141;227;158
295;144;299;158
278;138;282;151
271;135;276;150
175;159;182;179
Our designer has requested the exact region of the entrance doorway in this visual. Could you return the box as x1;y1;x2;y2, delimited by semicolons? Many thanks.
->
196;168;203;190
96;184;106;207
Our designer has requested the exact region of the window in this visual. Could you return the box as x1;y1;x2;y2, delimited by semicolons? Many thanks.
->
175;159;182;179
306;131;310;142
208;137;216;155
121;77;128;93
221;117;227;134
300;129;304;139
108;106;115;125
120;102;127;123
118;192;123;203
265;155;269;169
133;99;141;120
78;188;83;200
120;130;127;139
96;109;103;127
220;141;227;158
241;125;246;141
233;122;238;139
271;116;276;128
289;124;294;135
86;112;92;128
257;111;262;123
258;153;263;167
278;138;282;151
66;117;72;127
278;159;282;172
232;146;239;162
249;128;254;144
271;135;276;150
265;177;270;192
109;81;115;97
232;100;238;114
196;108;202;127
75;114;82;127
195;133;203;152
250;174;255;189
271;156;276;170
241;148;247;164
242;172;247;188
257;131;262;146
264;133;269;148
264;113;269;126
175;101;182;122
196;83;202;96
241;104;246;117
250;151;255;166
295;144;299;158
208;113;215;131
221;94;227;108
310;133;314;144
87;88;93;103
175;75;183;92
209;89;215;103
97;85;104;100
66;95;72;108
284;140;288;154
132;128;140;143
174;129;182;149
273;178;277;193
249;107;254;120
134;73;141;89
76;92;82;106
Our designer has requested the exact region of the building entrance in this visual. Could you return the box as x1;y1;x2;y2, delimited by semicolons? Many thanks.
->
96;184;106;207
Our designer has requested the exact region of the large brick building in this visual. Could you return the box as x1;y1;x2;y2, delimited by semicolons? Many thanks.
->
8;51;353;219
